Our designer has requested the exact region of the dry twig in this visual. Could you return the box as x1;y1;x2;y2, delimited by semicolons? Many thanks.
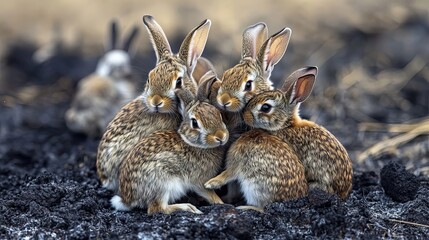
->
357;118;429;162
388;219;429;228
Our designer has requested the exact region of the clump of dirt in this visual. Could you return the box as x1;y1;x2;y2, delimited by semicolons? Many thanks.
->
380;161;420;202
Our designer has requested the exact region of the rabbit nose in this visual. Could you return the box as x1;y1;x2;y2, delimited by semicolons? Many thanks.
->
218;93;232;107
150;95;164;108
214;130;228;145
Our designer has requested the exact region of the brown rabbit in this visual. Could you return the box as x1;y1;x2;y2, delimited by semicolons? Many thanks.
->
65;20;139;136
111;88;229;214
204;128;308;210
97;15;211;192
215;22;291;130
241;66;353;199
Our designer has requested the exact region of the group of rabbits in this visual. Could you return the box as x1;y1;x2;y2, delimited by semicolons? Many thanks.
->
66;15;353;215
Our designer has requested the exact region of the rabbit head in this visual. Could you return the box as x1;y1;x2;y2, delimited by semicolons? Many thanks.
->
96;20;140;80
140;15;211;114
243;66;317;131
216;23;291;112
175;88;229;149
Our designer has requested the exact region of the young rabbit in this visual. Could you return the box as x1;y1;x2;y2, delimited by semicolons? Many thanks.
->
240;66;353;199
97;15;211;192
66;20;140;136
215;22;291;130
111;88;229;214
204;128;308;210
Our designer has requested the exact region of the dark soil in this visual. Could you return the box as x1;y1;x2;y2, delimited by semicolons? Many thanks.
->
1;17;429;239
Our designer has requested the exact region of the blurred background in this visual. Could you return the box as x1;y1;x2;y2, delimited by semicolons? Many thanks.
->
0;0;428;175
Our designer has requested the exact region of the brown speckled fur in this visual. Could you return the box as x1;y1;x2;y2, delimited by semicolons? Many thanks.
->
277;117;353;199
119;131;225;208
242;70;353;199
96;97;180;191
205;129;308;208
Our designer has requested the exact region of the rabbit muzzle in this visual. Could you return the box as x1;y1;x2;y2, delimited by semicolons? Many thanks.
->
207;129;229;147
217;93;242;112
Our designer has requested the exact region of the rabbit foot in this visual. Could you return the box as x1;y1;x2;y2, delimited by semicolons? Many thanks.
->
195;188;224;204
164;203;203;214
148;201;203;215
204;178;225;189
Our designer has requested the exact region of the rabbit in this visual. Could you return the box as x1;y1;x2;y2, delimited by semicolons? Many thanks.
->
65;19;140;136
97;15;212;192
240;66;353;199
215;22;291;130
195;61;256;205
111;87;229;214
204;128;308;211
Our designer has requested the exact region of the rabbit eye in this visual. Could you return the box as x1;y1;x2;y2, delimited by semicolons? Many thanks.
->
260;103;272;113
244;80;253;92
175;77;183;89
191;118;199;129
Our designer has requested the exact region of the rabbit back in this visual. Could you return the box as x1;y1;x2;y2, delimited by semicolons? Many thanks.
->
227;129;308;207
277;121;353;199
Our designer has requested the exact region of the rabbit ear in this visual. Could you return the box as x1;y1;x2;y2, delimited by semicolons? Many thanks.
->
175;88;196;116
242;22;268;59
143;15;172;63
197;72;218;101
257;28;291;76
178;19;211;75
108;19;119;51
282;66;318;104
123;25;140;52
192;57;216;85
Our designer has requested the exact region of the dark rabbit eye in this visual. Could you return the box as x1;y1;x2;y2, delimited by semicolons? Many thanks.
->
244;80;253;91
191;118;199;128
175;77;183;89
260;103;272;113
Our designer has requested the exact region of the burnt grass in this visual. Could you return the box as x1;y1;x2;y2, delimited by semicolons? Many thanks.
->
1;19;429;239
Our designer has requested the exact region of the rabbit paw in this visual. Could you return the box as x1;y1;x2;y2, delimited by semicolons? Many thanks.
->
204;178;225;189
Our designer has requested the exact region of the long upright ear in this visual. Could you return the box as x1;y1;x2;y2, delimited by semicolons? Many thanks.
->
142;15;172;63
175;88;195;116
257;28;291;76
196;72;218;101
242;22;268;59
108;19;118;51
178;19;211;75
192;57;216;85
123;25;140;52
282;66;318;104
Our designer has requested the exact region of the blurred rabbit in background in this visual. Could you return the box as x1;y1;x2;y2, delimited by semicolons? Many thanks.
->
65;19;140;136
